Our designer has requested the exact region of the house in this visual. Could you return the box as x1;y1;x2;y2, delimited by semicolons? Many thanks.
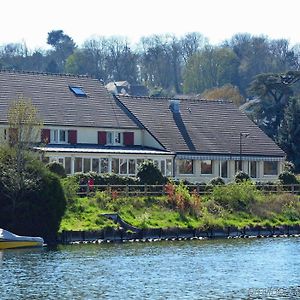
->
105;81;149;97
0;70;285;183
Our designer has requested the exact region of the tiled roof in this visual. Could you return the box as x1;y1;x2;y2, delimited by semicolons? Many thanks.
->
117;95;285;157
0;70;138;129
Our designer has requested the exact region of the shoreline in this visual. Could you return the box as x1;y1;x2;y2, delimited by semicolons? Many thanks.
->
58;224;300;245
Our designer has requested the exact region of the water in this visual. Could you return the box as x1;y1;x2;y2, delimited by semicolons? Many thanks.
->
1;238;300;299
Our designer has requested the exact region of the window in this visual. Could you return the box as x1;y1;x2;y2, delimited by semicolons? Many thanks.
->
65;157;71;174
92;159;99;173
107;132;113;144
100;158;109;173
59;130;66;143
84;158;91;173
201;160;213;174
250;161;257;178
137;159;144;172
106;131;122;145
111;158;119;174
114;132;121;144
220;161;228;178
235;161;242;173
51;129;67;144
166;159;173;176
74;157;82;173
69;86;87;97
52;130;58;143
160;160;166;176
178;160;193;175
120;159;128;174
129;159;136;175
264;161;278;176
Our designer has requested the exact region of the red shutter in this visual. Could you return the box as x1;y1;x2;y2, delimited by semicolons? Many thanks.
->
98;131;107;145
68;130;77;145
9;128;18;145
123;132;134;146
41;129;50;144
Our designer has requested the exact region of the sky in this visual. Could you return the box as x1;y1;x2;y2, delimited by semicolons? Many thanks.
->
1;0;300;51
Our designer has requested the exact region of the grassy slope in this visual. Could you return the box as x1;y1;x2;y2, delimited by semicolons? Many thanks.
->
60;190;300;232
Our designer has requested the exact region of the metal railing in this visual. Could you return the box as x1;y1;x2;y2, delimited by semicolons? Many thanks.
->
78;184;300;197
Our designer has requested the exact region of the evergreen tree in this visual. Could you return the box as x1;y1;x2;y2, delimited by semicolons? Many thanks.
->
278;97;300;172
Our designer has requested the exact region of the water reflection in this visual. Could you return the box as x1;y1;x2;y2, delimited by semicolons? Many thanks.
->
0;238;300;299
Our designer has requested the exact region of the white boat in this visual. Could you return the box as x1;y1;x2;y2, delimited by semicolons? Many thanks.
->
0;228;44;249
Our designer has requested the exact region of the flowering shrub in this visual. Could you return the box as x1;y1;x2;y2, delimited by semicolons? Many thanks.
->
165;181;201;217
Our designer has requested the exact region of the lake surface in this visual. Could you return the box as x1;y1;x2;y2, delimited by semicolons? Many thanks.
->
1;237;300;299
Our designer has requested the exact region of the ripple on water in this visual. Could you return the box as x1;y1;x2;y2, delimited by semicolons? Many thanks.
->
0;238;300;299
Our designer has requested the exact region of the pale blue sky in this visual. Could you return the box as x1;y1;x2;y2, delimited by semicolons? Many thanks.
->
2;0;300;50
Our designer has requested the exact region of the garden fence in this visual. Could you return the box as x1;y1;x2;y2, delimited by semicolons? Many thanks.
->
78;184;300;197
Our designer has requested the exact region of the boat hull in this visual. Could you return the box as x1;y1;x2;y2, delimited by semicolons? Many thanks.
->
0;240;43;249
0;228;44;250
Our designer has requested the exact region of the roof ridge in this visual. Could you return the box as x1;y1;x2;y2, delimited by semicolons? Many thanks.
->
0;68;90;79
119;94;232;104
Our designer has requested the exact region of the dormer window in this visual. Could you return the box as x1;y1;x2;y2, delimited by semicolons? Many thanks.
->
107;131;122;145
69;86;87;97
51;129;68;144
98;131;134;146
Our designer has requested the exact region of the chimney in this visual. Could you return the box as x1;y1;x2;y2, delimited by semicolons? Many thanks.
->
169;99;180;113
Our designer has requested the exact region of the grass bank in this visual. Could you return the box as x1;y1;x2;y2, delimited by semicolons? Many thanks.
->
60;181;300;232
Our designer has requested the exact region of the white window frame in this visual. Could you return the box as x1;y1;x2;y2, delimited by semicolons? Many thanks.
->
248;161;258;178
178;159;194;175
200;160;213;175
219;161;228;178
51;129;68;144
263;161;278;176
106;131;123;146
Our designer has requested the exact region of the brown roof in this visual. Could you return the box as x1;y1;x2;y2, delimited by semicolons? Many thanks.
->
117;95;285;157
0;70;138;129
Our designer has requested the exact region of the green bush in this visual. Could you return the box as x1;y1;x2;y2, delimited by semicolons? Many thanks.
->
46;161;66;178
234;171;250;183
212;181;262;212
0;152;66;244
209;177;225;186
61;176;79;203
283;161;295;173
278;171;299;185
72;172;139;186
137;160;166;185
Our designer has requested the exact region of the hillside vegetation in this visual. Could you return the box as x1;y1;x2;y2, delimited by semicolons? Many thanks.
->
60;181;300;231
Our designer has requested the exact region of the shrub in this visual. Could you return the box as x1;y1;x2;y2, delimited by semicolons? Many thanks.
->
0;149;67;244
165;181;202;217
250;193;300;220
61;176;79;203
137;160;166;185
72;172;139;186
94;191;110;210
46;161;66;178
234;171;250;183
209;177;225;186
278;171;299;185
283;161;295;173
212;181;262;212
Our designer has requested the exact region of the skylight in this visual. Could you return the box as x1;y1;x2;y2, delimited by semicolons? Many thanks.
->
69;86;87;97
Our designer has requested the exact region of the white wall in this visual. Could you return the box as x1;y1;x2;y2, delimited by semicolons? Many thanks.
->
142;130;165;150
